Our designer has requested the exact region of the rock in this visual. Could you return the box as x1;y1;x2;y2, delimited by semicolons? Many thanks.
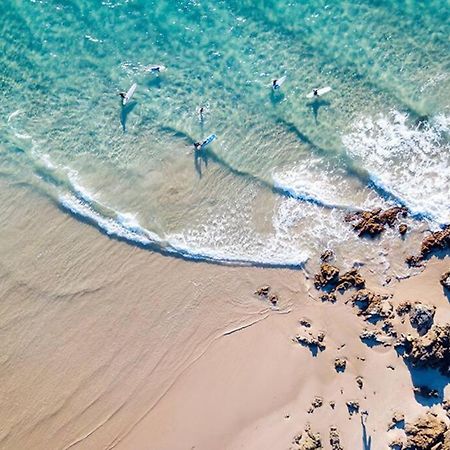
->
335;268;365;292
356;376;364;389
389;438;404;449
440;270;450;290
389;412;405;430
360;328;385;345
293;425;323;449
345;206;408;237
405;411;447;450
308;397;323;413
346;400;359;415
329;426;343;450
299;318;312;328
320;292;337;303
334;358;347;373
350;289;393;322
396;301;412;316
399;223;408;235
269;293;279;305
413;386;439;398
443;399;450;418
403;324;450;376
314;263;340;289
409;303;435;335
255;285;270;297
329;401;336;410
320;249;334;262
382;320;397;338
295;331;326;353
406;225;450;265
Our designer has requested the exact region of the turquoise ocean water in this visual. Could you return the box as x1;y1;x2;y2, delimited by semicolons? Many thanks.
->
1;0;449;269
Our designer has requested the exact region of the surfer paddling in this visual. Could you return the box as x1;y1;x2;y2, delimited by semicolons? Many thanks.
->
313;88;319;97
272;76;286;90
193;134;217;151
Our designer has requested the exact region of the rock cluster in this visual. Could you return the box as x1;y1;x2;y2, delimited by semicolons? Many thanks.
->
404;411;449;450
406;225;450;266
402;324;450;376
293;425;322;450
350;289;393;322
314;264;365;292
294;330;326;353
389;412;405;430
254;285;278;305
334;358;347;373
345;206;407;237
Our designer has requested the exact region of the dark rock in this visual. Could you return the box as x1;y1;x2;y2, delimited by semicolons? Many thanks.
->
299;318;312;328
346;400;359;415
389;412;405;430
356;376;364;389
329;426;343;450
399;223;408;235
345;206;408;237
403;325;450;376
336;269;365;292
406;225;450;265
293;425;322;449
413;386;439;398
409;303;435;335
405;411;447;450
396;301;412;316
320;249;334;262
314;263;340;289
329;401;336;410
441;270;450;290
269;293;278;305
320;292;337;303
334;358;347;373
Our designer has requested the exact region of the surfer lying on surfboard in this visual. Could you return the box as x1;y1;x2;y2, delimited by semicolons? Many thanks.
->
272;76;286;90
193;134;217;151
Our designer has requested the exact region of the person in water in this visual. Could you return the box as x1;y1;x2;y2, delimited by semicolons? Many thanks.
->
272;79;279;90
118;92;126;99
313;88;319;96
193;142;202;151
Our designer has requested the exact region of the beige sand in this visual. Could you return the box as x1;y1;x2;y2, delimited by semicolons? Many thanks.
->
0;181;448;449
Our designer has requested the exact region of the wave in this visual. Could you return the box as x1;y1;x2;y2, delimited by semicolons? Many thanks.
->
342;111;450;224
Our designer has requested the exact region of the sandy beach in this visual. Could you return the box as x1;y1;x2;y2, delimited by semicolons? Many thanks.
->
0;180;448;450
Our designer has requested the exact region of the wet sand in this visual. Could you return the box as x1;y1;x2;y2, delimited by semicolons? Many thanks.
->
0;180;448;449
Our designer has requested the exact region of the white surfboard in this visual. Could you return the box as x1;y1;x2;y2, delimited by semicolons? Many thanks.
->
201;133;216;148
147;65;166;73
272;76;286;90
306;86;332;99
123;83;137;105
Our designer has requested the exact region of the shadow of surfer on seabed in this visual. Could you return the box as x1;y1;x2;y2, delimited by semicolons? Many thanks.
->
361;411;372;450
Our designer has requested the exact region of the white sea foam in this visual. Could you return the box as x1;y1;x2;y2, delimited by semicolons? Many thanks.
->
342;111;450;224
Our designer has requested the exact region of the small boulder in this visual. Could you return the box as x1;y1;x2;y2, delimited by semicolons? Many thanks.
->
320;249;334;262
334;358;347;373
314;263;340;289
399;223;408;235
329;426;343;450
409;303;435;335
346;400;359;415
255;285;270;297
405;411;447;450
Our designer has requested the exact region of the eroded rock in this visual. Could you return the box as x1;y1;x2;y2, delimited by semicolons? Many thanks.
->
345;206;407;237
389;412;405;430
440;270;450;290
329;426;343;450
350;289;393;322
346;400;359;415
294;330;326;353
402;324;450;376
320;249;334;262
405;411;447;450
406;225;450;265
399;223;408;235
293;424;322;450
409;303;435;335
320;292;337;303
314;263;340;289
314;264;365;292
334;358;347;373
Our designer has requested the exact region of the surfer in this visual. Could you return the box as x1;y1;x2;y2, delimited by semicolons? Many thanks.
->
313;88;319;97
193;142;202;151
118;92;126;100
198;107;204;120
147;65;165;73
272;79;279;90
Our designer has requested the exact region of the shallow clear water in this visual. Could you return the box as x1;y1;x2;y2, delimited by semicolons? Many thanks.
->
1;0;449;270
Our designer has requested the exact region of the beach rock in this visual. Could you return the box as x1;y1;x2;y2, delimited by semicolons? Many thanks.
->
397;301;412;316
382;320;397;338
255;285;270;297
335;268;365;292
334;358;347;373
440;270;450;290
329;426;343;450
293;425;322;450
294;331;326;353
345;206;407;237
356;376;364;389
299;318;312;328
329;401;336;410
320;292;337;303
405;411;447;450
403;324;450;375
314;263;340;289
360;328;385;345
269;293;278;305
406;225;450;265
399;223;408;235
409;303;435;335
389;412;405;430
346;400;359;415
389;438;404;450
311;397;323;409
350;289;393;322
320;249;334;262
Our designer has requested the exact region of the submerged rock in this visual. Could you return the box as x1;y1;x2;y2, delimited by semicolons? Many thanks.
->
406;225;450;265
413;386;439;398
405;411;448;450
409;303;435;335
345;206;407;237
402;324;450;375
399;223;408;235
441;270;450;290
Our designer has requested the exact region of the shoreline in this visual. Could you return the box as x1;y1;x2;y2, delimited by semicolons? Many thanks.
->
0;180;448;449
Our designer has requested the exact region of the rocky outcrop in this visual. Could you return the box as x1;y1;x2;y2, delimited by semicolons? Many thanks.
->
406;225;450;266
314;264;365;292
350;289;393;322
409;303;435;335
399;223;408;235
413;386;439;398
308;397;323;413
329;426;343;450
345;206;407;237
320;249;334;262
441;270;450;290
404;411;447;450
334;358;347;372
346;400;359;415
293;425;322;449
294;330;326;353
402;324;450;375
389;412;405;430
254;285;278;305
